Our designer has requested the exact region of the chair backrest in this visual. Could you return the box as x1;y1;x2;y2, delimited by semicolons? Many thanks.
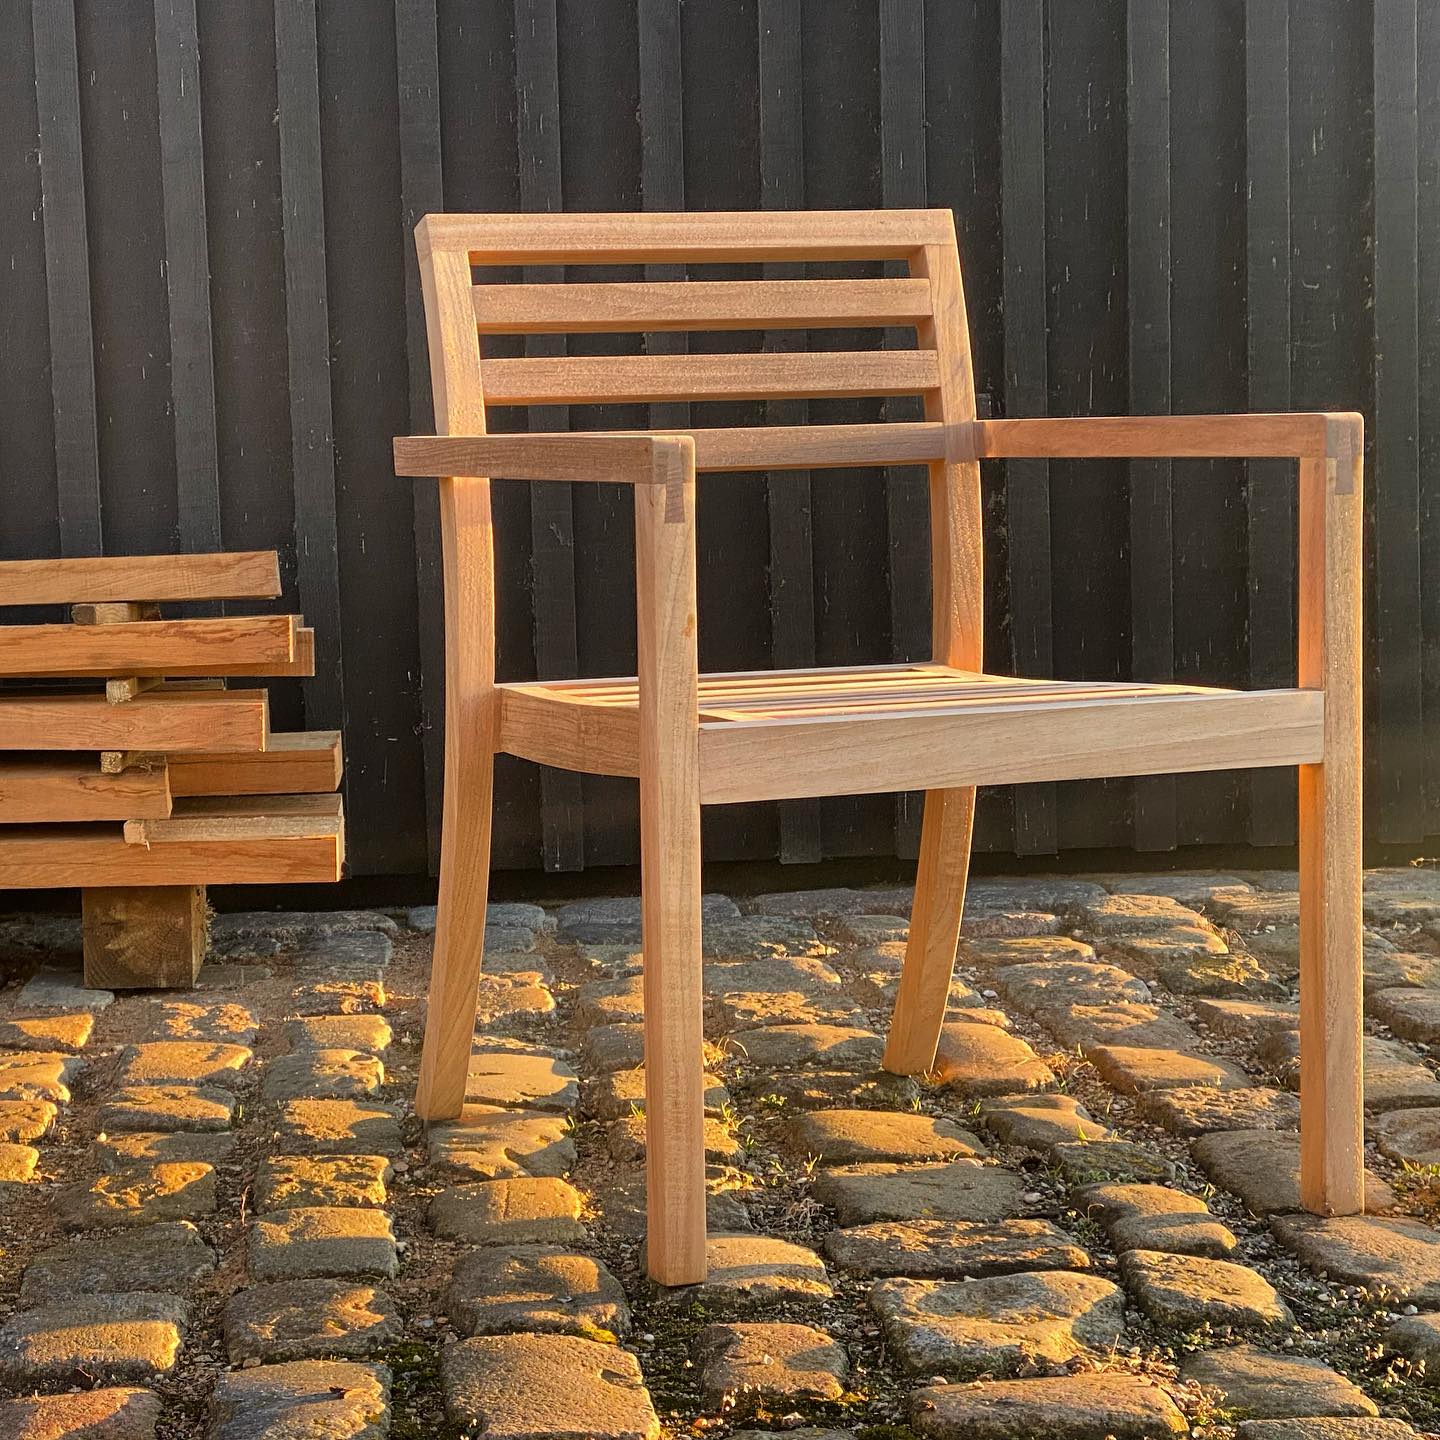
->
415;209;983;671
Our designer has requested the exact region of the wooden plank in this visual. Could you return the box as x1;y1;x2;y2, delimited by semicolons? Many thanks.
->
472;278;932;333
1296;438;1365;1216
514;0;583;874
154;0;222;555
168;730;343;797
979;413;1336;459
758;0;821;864
480;350;941;405
83;884;205;988
1000;0;1057;855
129;791;342;835
395;432;685;482
151;626;315;679
0;551;280;606
0;689;268;753
31;0;102;557
880;0;931;860
1127;0;1177;851
634;445;706;1285
395;0;445;873
274;0;345;731
0;755;172;823
397;422;950;476
698;688;1325;805
1245;0;1296;847
1372;0;1425;839
0;821;341;887
422;208;952;264
0;616;296;678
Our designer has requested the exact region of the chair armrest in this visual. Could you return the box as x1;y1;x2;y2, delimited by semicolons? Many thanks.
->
975;412;1362;484
393;431;693;488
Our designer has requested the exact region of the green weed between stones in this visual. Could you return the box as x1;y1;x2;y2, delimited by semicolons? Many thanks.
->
384;1340;464;1440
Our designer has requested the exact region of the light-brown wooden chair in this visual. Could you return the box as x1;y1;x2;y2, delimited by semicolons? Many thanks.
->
396;209;1364;1286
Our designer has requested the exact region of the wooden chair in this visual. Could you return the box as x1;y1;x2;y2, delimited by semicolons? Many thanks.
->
396;209;1364;1286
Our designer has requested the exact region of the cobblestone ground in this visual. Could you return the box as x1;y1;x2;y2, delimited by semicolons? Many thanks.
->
4;872;1440;1436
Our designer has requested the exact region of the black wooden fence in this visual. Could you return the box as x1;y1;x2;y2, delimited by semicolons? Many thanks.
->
1;0;1435;877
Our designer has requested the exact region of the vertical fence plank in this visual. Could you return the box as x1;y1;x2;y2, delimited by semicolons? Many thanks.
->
515;0;584;872
758;0;821;863
31;0;102;558
1126;0;1176;852
396;0;446;871
1373;0;1425;840
1244;0;1295;847
274;0;345;730
999;0;1056;855
154;0;221;559
879;0;929;860
1419;4;1440;837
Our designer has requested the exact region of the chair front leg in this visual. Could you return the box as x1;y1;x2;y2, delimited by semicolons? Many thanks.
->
884;785;975;1075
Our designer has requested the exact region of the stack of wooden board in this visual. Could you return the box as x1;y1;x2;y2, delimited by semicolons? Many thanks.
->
0;550;344;987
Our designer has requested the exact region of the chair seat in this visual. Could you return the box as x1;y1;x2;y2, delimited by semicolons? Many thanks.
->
497;663;1324;804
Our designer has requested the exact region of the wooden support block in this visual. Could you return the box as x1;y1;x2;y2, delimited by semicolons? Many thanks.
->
82;884;206;989
0;551;280;606
0;755;171;823
72;601;161;625
168;731;343;797
106;676;161;705
100;750;164;775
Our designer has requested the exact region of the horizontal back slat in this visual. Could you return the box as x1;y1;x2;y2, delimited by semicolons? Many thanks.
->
423;208;952;264
472;278;933;333
479;351;940;406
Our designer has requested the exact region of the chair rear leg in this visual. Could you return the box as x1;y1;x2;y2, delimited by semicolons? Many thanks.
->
1298;756;1365;1214
640;760;707;1286
884;785;976;1075
415;747;494;1121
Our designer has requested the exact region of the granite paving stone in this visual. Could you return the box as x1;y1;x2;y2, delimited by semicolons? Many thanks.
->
93;1128;236;1168
446;1244;631;1337
718;989;867;1030
149;997;259;1044
1108;1211;1239;1258
1119;1249;1293;1329
737;1068;920;1111
784;1107;985;1164
872;1270;1125;1376
910;1373;1188;1438
824;1218;1091;1278
608;1112;743;1165
811;1161;1027;1225
0;1142;38;1182
931;1022;1055;1095
1269;1213;1440;1305
1071;1182;1208;1225
1179;1345;1378;1419
1075;892;1211;934
977;1092;1114;1148
22;1220;215;1297
466;1046;579;1111
223;1278;403;1363
273;1099;403;1155
703;913;829;959
284;1013;393;1053
249;1206;400;1280
829;913;909;945
261;1048;384;1101
58;1161;216;1229
0;1387;163;1439
1383;1310;1440;1367
0;1011;94;1051
697;1321;848;1414
1370;1106;1440;1166
0;1098;55;1142
965;934;1098;967
208;1359;391;1440
1367;986;1440;1044
426;1103;576;1179
428;1176;586;1244
725;1023;883;1069
0;1293;188;1386
1234;1422;1421;1440
99;1084;236;1133
993;958;1152;1012
1052;1139;1176;1185
1108;872;1251;905
1088;1045;1252;1094
16;967;113;1012
1363;950;1440;994
1139;1084;1300;1136
114;1040;252;1087
583;1023;646;1071
254;1153;391;1210
657;1233;832;1311
1039;1002;1203;1054
582;1067;730;1120
0;1058;71;1102
1193;1129;1397;1214
1192;996;1300;1038
442;1333;660;1439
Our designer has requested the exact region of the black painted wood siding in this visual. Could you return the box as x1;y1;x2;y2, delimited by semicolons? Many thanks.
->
1;0;1432;874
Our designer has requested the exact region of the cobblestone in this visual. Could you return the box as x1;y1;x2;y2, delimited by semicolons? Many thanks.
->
447;1244;631;1336
22;1221;215;1297
784;1107;985;1163
284;1012;392;1052
812;1160;1027;1225
249;1206;400;1280
260;1047;384;1100
824;1217;1091;1277
697;1321;848;1413
427;1103;576;1178
428;1176;586;1243
254;1153;391;1209
209;1359;391;1439
658;1233;832;1311
272;1098;403;1154
1180;1346;1379;1420
223;1278;402;1362
910;1373;1188;1438
99;1084;236;1132
0;1294;188;1386
1119;1249;1294;1329
466;1046;579;1110
58;1161;216;1229
0;1387;163;1438
931;1021;1054;1094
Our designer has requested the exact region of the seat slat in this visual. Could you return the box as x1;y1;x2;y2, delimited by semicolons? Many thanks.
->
472;278;934;333
480;351;940;406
